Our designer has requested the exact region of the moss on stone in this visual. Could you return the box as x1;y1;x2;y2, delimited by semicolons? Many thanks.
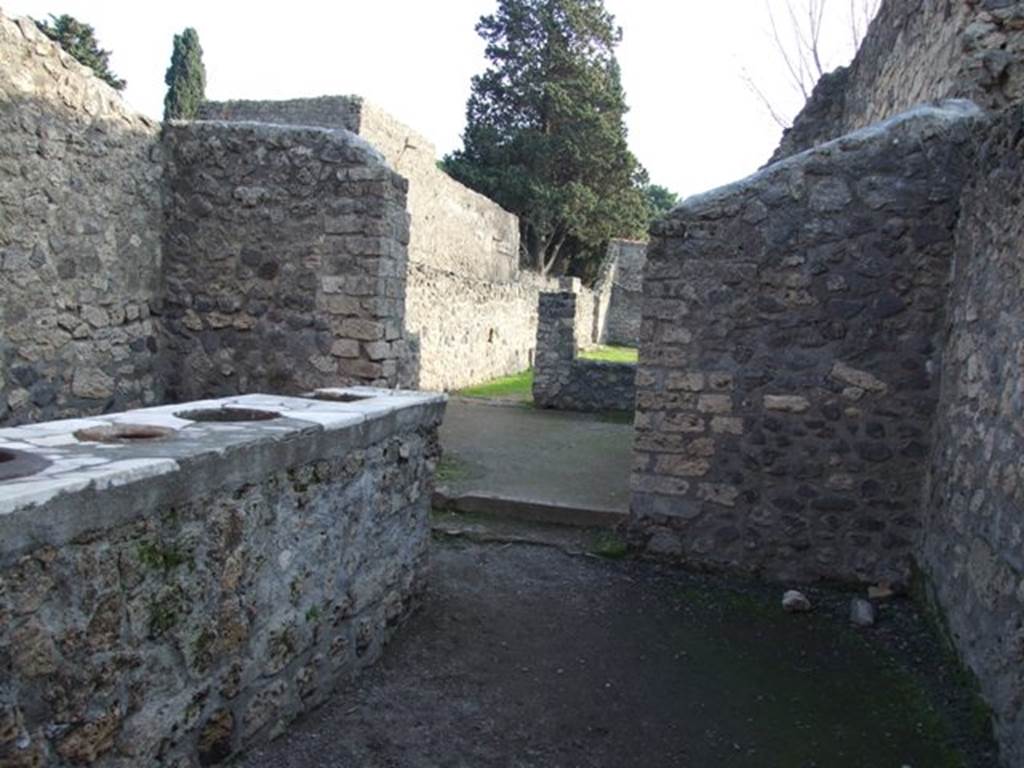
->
137;540;192;573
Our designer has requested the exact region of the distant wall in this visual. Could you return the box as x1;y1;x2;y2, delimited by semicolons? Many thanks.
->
772;0;1024;162
631;103;978;584
0;14;164;426
598;239;646;346
534;291;636;412
408;265;545;390
198;95;362;133
920;105;1024;766
161;121;410;398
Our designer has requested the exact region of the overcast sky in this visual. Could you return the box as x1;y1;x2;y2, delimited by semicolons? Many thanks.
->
4;1;871;198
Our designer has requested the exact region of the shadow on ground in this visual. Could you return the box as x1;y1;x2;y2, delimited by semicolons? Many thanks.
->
239;518;995;768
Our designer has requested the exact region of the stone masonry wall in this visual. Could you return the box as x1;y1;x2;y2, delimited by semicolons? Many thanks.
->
598;239;646;346
772;0;1024;162
0;14;164;426
199;96;362;135
161;121;411;399
199;97;520;282
919;105;1024;765
0;390;444;766
631;102;979;584
534;291;636;412
198;96;588;392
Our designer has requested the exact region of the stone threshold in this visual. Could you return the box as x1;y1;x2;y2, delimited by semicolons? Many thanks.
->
433;489;627;529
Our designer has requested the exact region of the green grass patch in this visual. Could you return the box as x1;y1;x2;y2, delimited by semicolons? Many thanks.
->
578;345;638;363
436;453;473;484
590;530;630;559
456;369;534;401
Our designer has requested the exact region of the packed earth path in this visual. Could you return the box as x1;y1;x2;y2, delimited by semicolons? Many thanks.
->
238;517;997;768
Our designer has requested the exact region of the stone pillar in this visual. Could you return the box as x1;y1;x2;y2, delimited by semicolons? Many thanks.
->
532;291;576;407
161;121;410;399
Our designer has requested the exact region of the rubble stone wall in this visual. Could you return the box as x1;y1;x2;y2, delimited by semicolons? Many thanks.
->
0;14;164;426
631;103;979;584
534;291;636;412
197;96;609;391
0;391;444;767
599;239;646;346
772;0;1024;162
920;105;1024;766
161;121;411;399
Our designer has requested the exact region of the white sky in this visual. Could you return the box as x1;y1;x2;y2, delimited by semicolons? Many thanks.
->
3;1;870;198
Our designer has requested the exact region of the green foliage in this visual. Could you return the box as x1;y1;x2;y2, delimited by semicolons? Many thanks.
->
456;369;535;401
590;530;629;559
644;183;679;222
443;0;648;276
578;344;637;363
163;27;206;121
35;14;125;91
137;541;191;572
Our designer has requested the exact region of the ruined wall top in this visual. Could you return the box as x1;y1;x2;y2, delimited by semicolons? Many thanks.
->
199;95;363;133
0;11;157;133
771;0;1024;162
199;95;521;283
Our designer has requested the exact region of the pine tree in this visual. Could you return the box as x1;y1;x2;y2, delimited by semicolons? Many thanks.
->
163;28;206;121
443;0;648;276
36;14;125;91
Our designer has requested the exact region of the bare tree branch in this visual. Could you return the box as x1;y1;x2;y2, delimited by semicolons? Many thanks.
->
747;0;880;128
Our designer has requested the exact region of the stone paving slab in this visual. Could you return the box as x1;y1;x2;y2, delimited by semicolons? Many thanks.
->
437;397;634;519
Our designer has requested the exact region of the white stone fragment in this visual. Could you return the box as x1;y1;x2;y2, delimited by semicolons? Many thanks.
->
782;590;812;613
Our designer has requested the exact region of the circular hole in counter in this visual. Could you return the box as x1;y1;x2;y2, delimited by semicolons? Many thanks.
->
0;448;53;481
311;392;371;403
74;424;176;443
175;407;281;423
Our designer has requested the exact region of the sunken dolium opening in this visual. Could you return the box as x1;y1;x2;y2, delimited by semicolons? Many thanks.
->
176;407;281;423
74;424;176;443
311;391;372;403
0;448;53;481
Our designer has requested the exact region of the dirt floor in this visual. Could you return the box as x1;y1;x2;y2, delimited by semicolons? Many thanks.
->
237;518;997;768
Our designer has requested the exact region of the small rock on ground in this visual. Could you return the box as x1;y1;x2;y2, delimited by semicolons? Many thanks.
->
782;589;813;613
851;597;877;627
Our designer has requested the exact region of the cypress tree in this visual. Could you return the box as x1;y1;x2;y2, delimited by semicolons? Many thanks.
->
163;28;206;121
443;0;649;276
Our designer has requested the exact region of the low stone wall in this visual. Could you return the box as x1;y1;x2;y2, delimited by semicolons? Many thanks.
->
772;0;1024;162
919;105;1024;766
0;388;444;767
631;102;979;584
161;121;411;397
0;14;164;426
534;292;636;412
